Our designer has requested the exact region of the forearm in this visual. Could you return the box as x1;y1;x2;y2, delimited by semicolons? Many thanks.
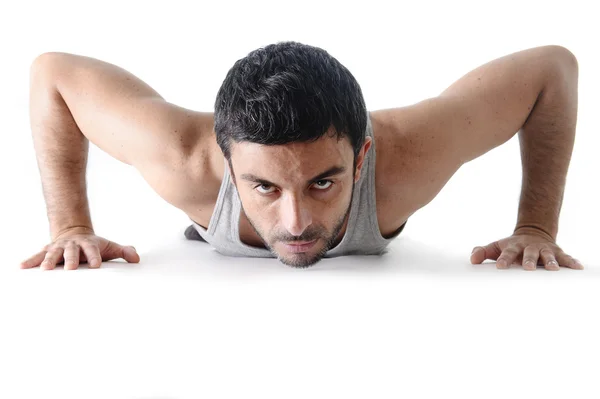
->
514;55;579;241
29;57;94;240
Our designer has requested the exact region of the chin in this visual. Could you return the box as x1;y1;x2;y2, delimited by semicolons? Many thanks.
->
277;253;324;268
272;240;328;268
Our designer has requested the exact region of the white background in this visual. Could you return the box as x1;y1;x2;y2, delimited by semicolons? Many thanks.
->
1;0;598;398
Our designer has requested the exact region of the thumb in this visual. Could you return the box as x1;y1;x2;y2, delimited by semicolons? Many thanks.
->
102;241;140;263
470;242;501;264
122;245;140;263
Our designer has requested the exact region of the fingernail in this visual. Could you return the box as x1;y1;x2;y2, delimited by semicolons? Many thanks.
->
471;247;478;255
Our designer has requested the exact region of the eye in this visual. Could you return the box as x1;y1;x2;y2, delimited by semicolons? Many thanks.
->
313;180;333;190
254;180;334;195
255;184;276;194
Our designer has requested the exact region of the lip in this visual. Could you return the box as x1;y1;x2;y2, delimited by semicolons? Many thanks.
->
282;239;317;253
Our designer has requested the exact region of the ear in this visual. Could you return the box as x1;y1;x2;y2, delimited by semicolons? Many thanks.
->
354;136;372;182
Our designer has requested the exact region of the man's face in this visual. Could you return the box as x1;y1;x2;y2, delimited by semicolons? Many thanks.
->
228;132;371;268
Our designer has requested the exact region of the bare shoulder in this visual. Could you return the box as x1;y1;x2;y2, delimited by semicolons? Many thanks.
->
114;105;223;228
33;52;224;227
369;46;574;235
171;111;225;227
369;99;464;236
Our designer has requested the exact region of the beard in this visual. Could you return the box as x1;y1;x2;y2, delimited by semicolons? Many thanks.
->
243;180;355;268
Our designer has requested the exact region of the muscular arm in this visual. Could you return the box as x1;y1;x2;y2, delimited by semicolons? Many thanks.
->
438;45;579;241
29;52;214;240
512;56;578;241
29;56;94;240
375;45;579;238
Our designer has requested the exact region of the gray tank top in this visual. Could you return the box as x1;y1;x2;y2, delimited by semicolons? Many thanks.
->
189;112;407;257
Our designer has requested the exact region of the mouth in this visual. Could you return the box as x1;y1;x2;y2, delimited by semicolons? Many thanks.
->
282;239;318;253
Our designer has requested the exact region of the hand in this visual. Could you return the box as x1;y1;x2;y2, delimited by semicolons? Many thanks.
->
20;227;140;270
469;228;584;271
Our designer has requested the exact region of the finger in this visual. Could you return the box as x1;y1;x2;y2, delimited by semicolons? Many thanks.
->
79;242;102;269
539;247;560;271
496;247;520;269
555;251;584;270
82;242;140;267
470;242;502;264
122;246;140;263
103;241;140;264
63;243;81;270
522;245;540;271
20;250;48;269
41;247;64;270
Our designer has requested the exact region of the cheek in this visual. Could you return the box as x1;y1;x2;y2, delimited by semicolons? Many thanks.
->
241;193;277;224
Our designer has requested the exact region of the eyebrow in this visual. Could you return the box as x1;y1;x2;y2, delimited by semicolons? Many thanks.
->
240;165;347;187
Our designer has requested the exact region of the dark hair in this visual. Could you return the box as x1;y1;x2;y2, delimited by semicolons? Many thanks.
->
214;41;367;162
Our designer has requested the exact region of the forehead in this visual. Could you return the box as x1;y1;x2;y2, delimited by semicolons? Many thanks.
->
230;134;353;180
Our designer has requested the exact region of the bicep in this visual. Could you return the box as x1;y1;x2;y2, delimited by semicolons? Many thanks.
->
435;45;575;164
33;52;204;168
376;45;575;209
136;154;221;214
31;52;220;211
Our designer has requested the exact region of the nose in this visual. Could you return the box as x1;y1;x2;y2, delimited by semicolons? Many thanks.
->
280;194;312;237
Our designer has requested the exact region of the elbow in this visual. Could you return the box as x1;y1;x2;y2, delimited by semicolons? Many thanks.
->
30;52;61;83
31;52;62;72
30;52;75;82
545;45;579;78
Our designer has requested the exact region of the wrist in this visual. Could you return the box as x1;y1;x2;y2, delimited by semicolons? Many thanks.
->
52;225;95;241
513;224;556;243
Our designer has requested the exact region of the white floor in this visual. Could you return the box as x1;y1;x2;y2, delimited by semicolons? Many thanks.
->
2;1;600;396
2;144;599;398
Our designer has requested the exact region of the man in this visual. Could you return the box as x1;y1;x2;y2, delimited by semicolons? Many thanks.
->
20;41;583;271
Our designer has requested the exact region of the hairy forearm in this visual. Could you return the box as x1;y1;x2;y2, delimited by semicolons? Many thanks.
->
29;56;94;240
514;55;579;241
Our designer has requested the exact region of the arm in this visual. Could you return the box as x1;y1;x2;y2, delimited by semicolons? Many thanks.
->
439;46;579;242
375;45;581;270
29;67;94;240
25;52;213;269
513;54;578;242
